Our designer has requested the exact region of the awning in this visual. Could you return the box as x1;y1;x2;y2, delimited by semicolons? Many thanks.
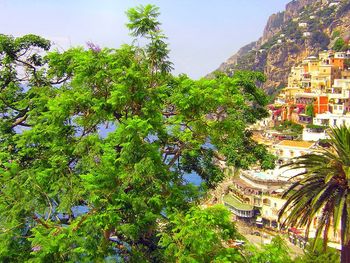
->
223;195;254;212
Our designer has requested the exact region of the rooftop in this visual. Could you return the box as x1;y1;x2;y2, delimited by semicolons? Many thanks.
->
276;140;315;149
223;195;254;211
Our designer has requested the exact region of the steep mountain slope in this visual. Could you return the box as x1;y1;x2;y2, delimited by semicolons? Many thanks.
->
216;0;350;95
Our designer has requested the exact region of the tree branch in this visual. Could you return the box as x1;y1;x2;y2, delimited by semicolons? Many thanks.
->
11;113;28;128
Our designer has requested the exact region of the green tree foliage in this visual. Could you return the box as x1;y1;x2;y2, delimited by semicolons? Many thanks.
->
159;205;244;262
294;239;340;263
246;236;292;263
275;120;304;134
332;31;341;40
0;5;276;262
305;103;315;118
333;38;347;52
310;31;330;50
279;126;350;263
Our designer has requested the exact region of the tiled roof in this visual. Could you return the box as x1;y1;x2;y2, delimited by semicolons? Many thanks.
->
276;140;315;149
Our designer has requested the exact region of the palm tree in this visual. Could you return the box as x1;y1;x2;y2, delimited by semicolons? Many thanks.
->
279;125;350;263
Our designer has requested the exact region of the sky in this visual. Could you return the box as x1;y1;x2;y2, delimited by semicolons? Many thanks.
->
0;0;291;79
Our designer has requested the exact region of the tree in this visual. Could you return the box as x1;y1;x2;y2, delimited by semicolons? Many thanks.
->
279;125;350;263
159;205;244;262
310;31;330;50
305;103;315;118
294;239;340;263
246;236;292;263
333;38;347;52
0;5;275;261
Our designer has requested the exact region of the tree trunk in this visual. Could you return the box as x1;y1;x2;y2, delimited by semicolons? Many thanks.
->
341;240;350;263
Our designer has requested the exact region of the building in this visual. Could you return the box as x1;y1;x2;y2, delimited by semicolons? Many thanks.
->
260;195;286;228
313;112;350;127
302;127;329;141
273;140;315;159
327;79;350;113
330;52;349;70
287;66;305;88
223;194;254;218
294;93;328;123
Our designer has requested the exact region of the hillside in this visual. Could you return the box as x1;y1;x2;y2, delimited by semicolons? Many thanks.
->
216;0;350;95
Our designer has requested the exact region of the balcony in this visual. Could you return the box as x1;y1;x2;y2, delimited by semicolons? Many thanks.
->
328;93;346;99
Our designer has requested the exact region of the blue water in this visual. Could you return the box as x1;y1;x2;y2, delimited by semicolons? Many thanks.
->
254;172;270;179
253;171;275;180
184;172;202;185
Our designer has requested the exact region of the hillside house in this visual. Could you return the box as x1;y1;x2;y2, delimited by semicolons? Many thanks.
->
294;92;328;114
273;140;315;159
327;79;350;113
314;112;350;127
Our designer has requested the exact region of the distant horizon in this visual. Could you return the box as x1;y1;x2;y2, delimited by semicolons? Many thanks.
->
0;0;290;79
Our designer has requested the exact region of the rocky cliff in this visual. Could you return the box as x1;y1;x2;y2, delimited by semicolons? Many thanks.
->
216;0;350;95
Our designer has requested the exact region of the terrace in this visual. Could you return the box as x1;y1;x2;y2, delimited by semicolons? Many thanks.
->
223;195;255;218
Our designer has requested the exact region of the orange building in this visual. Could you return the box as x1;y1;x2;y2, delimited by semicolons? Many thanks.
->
330;52;349;70
314;95;328;114
295;93;328;114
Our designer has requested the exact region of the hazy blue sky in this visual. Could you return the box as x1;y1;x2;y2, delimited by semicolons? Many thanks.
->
0;0;290;78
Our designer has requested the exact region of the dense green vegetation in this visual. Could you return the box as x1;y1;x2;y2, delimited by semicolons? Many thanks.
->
333;38;349;52
305;104;315;118
306;124;326;131
0;5;280;262
275;120;304;134
295;239;340;263
279;126;350;263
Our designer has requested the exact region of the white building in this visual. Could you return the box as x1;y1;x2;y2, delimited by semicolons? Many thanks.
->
327;79;350;113
273;140;316;159
261;195;286;227
302;128;329;141
314;112;350;127
334;52;349;59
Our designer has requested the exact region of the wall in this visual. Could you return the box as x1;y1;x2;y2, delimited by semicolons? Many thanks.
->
302;129;328;141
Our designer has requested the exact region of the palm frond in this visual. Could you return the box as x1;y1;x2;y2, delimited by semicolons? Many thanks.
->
279;125;350;253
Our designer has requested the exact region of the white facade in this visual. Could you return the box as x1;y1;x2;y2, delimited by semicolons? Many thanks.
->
302;128;329;141
314;112;350;127
333;79;350;90
334;52;348;59
261;196;286;222
273;140;315;159
327;79;350;113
